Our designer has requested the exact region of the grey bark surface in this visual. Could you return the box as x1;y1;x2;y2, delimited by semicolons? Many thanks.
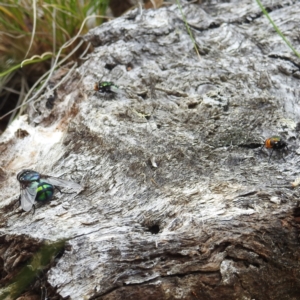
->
1;0;300;299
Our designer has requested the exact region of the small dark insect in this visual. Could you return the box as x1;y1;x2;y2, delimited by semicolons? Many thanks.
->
46;94;56;109
94;81;119;94
17;169;82;212
262;136;288;162
45;84;57;109
94;81;126;99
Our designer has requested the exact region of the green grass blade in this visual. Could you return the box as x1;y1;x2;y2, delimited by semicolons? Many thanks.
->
176;0;200;59
256;0;300;58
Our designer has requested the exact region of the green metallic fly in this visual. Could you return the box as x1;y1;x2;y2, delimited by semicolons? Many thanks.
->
17;169;82;212
94;81;125;97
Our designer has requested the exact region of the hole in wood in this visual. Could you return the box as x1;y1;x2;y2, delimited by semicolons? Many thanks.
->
148;224;160;234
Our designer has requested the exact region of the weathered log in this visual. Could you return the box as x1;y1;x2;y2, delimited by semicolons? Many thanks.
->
1;0;300;299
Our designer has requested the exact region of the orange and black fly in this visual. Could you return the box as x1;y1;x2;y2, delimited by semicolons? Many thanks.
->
262;136;288;162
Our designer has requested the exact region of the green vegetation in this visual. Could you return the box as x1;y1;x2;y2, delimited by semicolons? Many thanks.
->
175;0;200;59
256;0;300;58
0;0;110;126
0;240;66;300
0;0;299;130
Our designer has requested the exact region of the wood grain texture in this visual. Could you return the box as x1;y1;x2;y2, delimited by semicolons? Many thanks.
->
1;1;300;299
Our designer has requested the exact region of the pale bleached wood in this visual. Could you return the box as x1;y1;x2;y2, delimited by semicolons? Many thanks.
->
1;1;300;299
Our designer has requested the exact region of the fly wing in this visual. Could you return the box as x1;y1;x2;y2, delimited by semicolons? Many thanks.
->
42;176;82;191
20;184;37;211
111;85;126;95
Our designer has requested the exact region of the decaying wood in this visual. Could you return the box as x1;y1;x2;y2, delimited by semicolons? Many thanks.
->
1;0;300;299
